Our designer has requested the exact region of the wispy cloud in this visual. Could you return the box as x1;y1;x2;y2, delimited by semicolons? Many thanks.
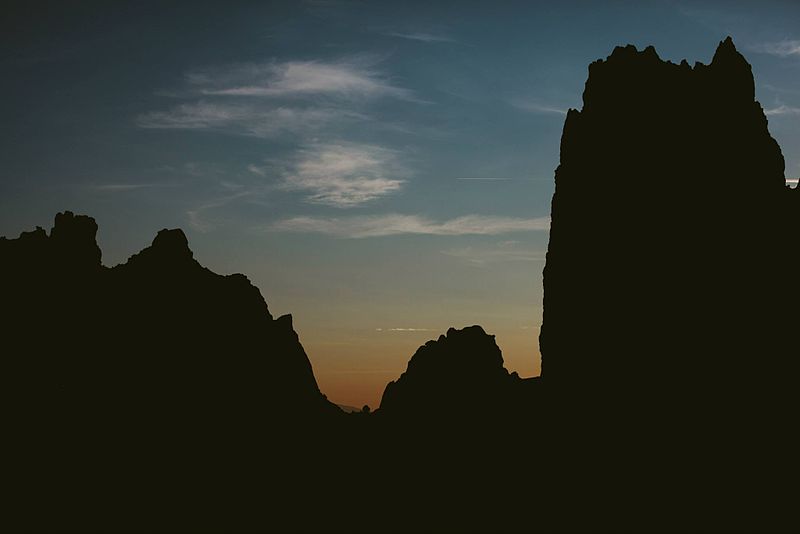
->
385;32;456;43
90;183;174;192
138;55;425;138
455;177;514;181
188;58;415;100
375;327;434;332
510;98;569;115
137;101;362;138
441;241;546;265
751;40;800;57
246;164;267;177
764;104;800;116
274;143;407;207
187;190;253;232
269;214;550;238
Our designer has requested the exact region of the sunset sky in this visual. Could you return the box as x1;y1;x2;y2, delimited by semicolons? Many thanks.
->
3;1;800;407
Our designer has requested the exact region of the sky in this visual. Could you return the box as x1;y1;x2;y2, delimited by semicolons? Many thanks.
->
2;0;800;408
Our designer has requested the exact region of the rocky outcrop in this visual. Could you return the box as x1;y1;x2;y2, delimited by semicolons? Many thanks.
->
540;38;798;423
1;211;339;432
378;325;537;419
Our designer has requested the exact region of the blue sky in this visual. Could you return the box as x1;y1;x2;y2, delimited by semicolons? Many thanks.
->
2;1;799;406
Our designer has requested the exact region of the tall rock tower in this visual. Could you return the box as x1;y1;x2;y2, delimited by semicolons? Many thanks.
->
539;38;796;421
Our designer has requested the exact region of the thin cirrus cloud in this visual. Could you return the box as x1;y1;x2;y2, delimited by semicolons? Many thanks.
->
764;104;800;116
384;32;456;43
751;39;800;57
510;98;569;115
375;327;434;332
189;58;416;100
441;242;546;265
137;101;364;138
269;214;550;238
265;143;407;208
90;183;174;192
137;57;419;137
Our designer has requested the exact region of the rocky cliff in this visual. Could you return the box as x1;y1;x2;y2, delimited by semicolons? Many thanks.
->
540;38;798;425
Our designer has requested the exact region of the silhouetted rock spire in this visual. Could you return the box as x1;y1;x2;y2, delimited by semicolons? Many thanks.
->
539;37;795;425
710;36;755;100
50;210;102;268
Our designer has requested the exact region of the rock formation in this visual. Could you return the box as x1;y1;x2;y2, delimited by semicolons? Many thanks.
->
533;39;799;531
378;325;537;420
540;38;797;426
1;211;337;425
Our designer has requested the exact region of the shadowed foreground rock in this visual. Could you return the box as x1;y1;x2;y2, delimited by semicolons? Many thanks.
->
1;211;343;531
540;37;798;422
537;36;798;531
1;211;338;422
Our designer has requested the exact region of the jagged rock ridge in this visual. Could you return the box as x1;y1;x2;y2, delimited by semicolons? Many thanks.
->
0;211;339;433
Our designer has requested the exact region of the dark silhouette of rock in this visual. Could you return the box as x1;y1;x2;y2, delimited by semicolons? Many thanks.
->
537;38;798;531
1;211;342;531
540;37;795;414
1;211;336;424
378;325;536;419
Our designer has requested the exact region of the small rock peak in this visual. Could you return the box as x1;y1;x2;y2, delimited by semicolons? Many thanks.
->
277;313;293;329
606;44;638;63
152;228;189;250
642;45;660;59
227;272;249;283
605;44;663;64
714;36;737;56
49;210;102;266
710;36;754;100
51;211;99;240
151;228;193;260
446;325;488;339
711;36;746;67
22;226;47;240
123;228;194;268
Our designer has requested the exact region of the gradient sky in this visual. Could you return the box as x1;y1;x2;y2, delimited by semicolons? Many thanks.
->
3;1;800;408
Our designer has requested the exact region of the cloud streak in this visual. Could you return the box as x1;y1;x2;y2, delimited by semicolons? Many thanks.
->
269;214;550;238
375;327;435;332
385;32;456;43
138;57;421;137
90;183;175;192
441;242;546;265
137;102;363;138
751;39;800;57
510;98;569;115
189;58;415;100
764;104;800;116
